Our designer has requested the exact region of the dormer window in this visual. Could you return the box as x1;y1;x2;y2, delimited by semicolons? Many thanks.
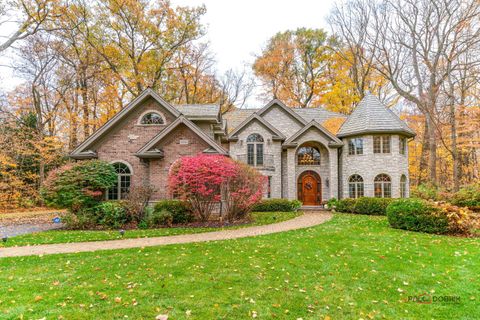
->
140;112;164;125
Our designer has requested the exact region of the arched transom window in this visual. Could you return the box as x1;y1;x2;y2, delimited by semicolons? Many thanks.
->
374;174;391;198
108;162;132;200
297;146;321;165
247;133;264;166
400;174;407;198
140;112;164;125
348;174;364;198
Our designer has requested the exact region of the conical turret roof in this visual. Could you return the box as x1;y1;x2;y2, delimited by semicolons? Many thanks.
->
337;93;415;138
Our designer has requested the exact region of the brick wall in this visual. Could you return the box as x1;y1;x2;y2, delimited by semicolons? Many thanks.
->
148;124;211;200
95;97;176;188
94;97;212;201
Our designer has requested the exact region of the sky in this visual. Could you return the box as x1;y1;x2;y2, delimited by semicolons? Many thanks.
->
0;0;337;107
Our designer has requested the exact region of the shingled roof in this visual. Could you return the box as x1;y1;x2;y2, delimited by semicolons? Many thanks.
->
174;104;220;119
337;94;415;138
293;108;347;123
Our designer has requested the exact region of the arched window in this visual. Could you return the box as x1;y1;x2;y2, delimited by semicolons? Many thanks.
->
348;174;364;198
400;174;407;198
297;146;321;165
140;112;164;125
108;162;132;200
374;174;391;198
247;133;264;166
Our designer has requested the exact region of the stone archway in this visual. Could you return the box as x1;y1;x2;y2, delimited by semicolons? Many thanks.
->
297;170;322;206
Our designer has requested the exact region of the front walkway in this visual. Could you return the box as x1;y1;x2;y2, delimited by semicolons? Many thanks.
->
0;211;332;258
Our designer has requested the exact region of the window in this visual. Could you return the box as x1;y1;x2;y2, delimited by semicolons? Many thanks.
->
374;174;391;198
400;175;407;198
247;133;264;166
107;162;132;200
348;174;364;198
297;146;321;165
348;138;364;155
140;112;164;125
399;137;407;155
373;136;391;153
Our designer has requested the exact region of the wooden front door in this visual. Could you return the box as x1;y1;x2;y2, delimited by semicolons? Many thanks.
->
299;173;321;206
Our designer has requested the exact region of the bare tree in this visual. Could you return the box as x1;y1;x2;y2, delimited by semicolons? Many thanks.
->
0;0;57;53
218;68;255;112
331;0;480;185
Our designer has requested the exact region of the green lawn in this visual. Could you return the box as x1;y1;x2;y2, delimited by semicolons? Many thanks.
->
1;214;479;319
1;211;300;247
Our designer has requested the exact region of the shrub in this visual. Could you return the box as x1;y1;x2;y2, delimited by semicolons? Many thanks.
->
387;199;479;235
387;199;448;234
252;199;302;212
144;210;173;227
95;201;130;229
334;198;356;213
436;202;479;235
169;154;264;222
154;200;193;223
410;183;440;201
223;162;266;222
354;197;392;215
331;197;392;215
451;183;480;211
123;185;156;221
41;160;117;213
62;209;98;230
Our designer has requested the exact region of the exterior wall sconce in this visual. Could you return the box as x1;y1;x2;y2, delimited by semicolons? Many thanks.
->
326;178;330;188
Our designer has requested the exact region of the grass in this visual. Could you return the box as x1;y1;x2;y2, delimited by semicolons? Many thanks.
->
1;214;479;319
1;211;300;247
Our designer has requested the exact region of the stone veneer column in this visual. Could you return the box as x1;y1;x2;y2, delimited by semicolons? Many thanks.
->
286;148;297;200
329;148;338;199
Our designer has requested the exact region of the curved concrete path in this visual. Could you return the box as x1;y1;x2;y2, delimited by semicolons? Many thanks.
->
0;211;331;258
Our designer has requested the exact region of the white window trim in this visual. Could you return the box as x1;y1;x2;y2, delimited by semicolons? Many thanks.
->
107;160;133;200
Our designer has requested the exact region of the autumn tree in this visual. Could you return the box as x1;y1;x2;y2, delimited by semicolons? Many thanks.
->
253;28;360;113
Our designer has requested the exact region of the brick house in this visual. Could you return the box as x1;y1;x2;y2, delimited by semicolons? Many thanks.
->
70;89;415;205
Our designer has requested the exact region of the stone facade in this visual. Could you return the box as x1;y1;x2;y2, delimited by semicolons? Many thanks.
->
340;134;410;198
71;90;414;204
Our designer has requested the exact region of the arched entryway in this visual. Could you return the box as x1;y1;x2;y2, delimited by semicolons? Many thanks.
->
297;171;321;206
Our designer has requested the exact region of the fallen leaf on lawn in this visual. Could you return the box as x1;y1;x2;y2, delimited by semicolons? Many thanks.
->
34;296;43;302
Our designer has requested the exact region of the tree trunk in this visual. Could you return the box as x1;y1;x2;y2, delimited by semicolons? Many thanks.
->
418;119;429;185
425;113;437;184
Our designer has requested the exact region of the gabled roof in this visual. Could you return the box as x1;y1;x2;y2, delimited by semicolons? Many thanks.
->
257;99;307;125
283;120;344;148
223;109;257;133
174;104;220;120
337;93;416;138
227;113;286;141
70;88;181;157
135;116;228;158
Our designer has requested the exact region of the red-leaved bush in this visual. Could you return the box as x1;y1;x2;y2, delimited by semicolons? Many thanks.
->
168;154;265;222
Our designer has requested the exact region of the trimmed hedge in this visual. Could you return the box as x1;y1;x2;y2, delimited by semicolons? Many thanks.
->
331;197;392;215
251;199;302;212
153;200;194;223
386;199;449;234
